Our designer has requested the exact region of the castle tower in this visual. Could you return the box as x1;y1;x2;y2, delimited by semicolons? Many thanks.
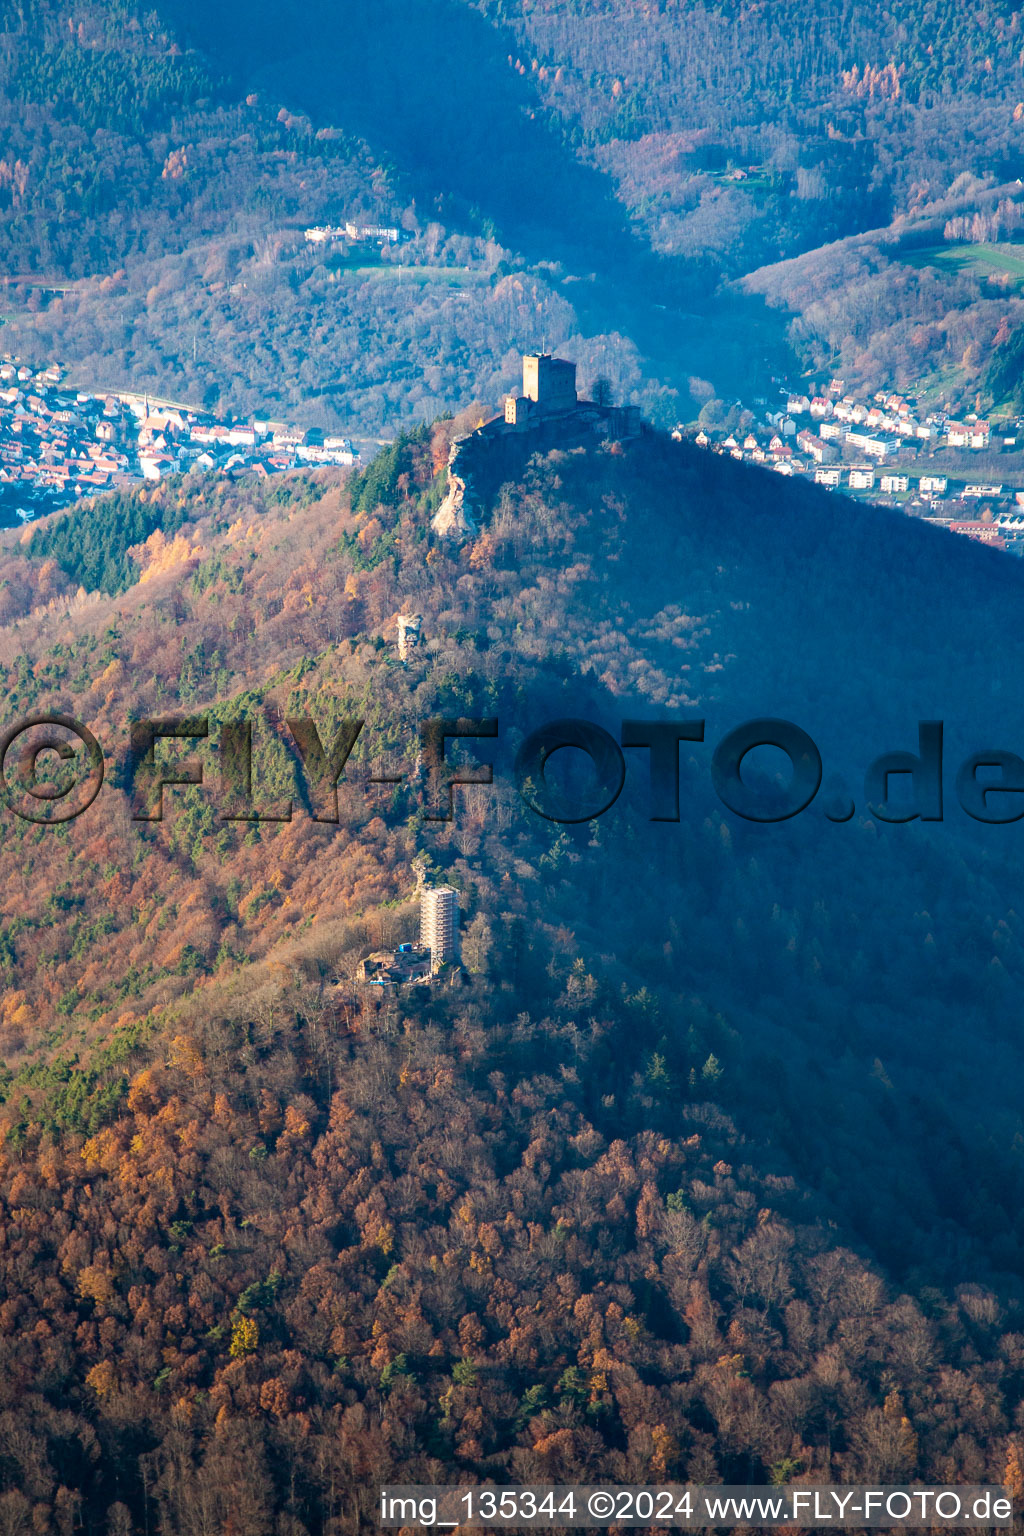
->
420;886;459;968
522;354;577;415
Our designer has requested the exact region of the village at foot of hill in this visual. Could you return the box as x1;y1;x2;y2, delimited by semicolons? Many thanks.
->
0;355;358;525
684;382;1024;553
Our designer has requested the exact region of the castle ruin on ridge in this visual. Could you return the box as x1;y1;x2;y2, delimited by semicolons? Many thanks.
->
432;353;642;536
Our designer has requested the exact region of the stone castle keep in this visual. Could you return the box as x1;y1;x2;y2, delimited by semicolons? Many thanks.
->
432;353;642;536
505;353;580;427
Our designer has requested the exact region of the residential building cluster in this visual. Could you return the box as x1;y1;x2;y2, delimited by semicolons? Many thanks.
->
680;380;1024;555
304;221;405;246
0;355;357;522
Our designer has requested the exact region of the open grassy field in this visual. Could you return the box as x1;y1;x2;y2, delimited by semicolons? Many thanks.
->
902;241;1024;284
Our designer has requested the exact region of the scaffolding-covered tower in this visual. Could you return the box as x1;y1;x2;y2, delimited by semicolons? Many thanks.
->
420;886;460;969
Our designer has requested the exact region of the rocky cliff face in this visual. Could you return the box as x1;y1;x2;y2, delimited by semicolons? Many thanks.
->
432;404;642;537
431;436;478;537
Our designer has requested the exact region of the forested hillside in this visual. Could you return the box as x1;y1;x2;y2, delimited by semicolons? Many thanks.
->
0;0;668;432
11;0;1024;430
160;0;1024;409
0;1;383;278
467;0;1024;260
476;0;1024;403
0;434;1024;1525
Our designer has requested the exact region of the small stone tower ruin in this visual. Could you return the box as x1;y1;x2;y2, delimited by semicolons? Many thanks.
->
396;612;422;661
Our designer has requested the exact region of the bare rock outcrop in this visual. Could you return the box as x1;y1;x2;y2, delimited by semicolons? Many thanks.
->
431;437;478;538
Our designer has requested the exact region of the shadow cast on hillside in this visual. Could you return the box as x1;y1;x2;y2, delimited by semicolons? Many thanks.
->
166;0;795;399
